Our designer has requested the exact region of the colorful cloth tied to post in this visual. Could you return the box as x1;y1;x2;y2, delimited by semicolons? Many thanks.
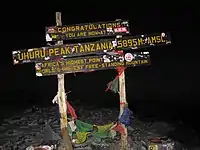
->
92;123;114;138
68;120;93;144
111;122;126;135
66;100;77;119
75;119;94;132
105;67;126;93
67;120;119;144
75;132;89;144
119;107;133;127
53;94;77;119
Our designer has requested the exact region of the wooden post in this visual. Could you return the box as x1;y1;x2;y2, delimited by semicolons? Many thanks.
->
55;12;73;150
118;70;128;150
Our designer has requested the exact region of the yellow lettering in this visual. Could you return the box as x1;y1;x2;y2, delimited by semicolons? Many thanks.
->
108;42;114;49
48;49;54;56
35;50;40;58
75;26;80;31
132;39;137;47
122;40;128;47
101;42;107;49
88;24;93;30
147;37;152;44
101;63;106;68
41;68;51;74
151;36;156;43
54;48;59;56
17;53;23;60
60;47;66;55
117;40;123;48
56;21;122;34
51;67;56;73
84;25;88;30
57;28;62;32
93;24;97;30
23;52;29;60
73;46;79;53
112;23;117;28
101;24;105;28
71;26;75;31
84;44;90;52
88;58;102;63
90;44;95;51
96;43;101;51
88;30;105;36
65;59;85;65
142;59;148;64
118;38;139;48
29;51;34;59
156;36;161;43
125;59;149;66
65;33;75;37
145;36;165;44
85;64;99;69
66;46;71;54
138;38;143;45
62;65;84;72
107;62;124;67
97;24;102;29
161;36;165;42
79;45;85;53
40;49;45;58
127;39;133;47
76;32;86;37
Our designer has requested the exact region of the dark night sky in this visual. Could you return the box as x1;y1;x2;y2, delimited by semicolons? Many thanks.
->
0;2;198;113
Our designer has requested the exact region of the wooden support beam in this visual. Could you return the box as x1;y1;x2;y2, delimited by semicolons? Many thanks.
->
118;69;128;150
55;12;73;150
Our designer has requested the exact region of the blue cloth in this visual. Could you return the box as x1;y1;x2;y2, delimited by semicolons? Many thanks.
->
119;107;133;127
56;104;60;119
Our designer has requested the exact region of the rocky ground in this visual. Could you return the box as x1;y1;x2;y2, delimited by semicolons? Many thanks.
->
0;105;199;150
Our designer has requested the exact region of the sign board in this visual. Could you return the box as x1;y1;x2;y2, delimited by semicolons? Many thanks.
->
35;52;151;77
12;32;170;65
46;20;130;41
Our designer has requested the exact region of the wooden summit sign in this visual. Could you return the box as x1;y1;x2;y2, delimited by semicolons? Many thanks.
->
46;20;130;41
35;52;151;77
12;12;172;149
12;32;171;64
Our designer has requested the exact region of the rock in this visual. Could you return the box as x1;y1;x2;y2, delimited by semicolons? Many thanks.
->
24;108;32;114
0;106;198;149
43;124;61;143
26;145;34;150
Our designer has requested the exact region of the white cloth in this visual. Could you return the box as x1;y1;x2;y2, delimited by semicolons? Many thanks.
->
52;94;59;104
68;120;77;132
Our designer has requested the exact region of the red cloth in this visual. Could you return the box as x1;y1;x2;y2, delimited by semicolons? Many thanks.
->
66;100;77;119
111;122;126;135
105;67;126;92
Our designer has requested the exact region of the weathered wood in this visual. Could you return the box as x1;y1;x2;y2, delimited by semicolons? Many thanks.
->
118;70;128;150
56;12;73;150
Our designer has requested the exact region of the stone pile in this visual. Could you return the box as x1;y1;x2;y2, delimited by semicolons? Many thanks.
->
0;106;195;149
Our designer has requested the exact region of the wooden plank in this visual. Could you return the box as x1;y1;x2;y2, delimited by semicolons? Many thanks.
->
118;70;128;150
55;12;73;150
12;32;170;64
46;20;130;41
35;52;151;77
